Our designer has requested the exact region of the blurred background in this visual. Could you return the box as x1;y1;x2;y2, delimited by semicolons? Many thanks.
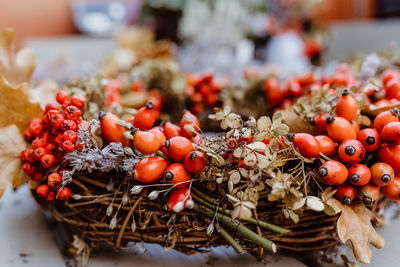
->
2;0;400;84
2;1;400;266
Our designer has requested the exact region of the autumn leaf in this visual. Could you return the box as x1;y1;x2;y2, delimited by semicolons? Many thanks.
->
0;124;28;198
282;106;319;135
0;74;43;133
362;102;400;117
328;198;385;264
0;28;35;87
30;79;58;109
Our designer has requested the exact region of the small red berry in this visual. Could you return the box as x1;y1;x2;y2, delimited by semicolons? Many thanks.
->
180;111;200;138
45;102;59;112
64;106;81;121
45;143;57;154
23;162;37;175
33;172;44;181
31;137;46;149
70;95;85;109
46;191;56;201
55;133;64;146
51;114;65;129
24;129;33;142
357;128;380;152
164;136;194;162
56;91;69;104
62;140;75;152
29;118;43;137
48;173;62;187
163;163;191;188
132;102;157;131
338;139;365;164
41;154;55;168
62;119;77;131
36;184;50;198
57;187;71;200
63;130;78;143
34;147;47;161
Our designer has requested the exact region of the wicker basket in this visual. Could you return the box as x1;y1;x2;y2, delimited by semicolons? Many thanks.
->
34;171;340;259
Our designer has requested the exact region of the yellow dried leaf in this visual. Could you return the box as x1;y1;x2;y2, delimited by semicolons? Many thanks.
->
329;198;385;264
0;28;35;86
0;75;43;133
363;102;400;117
0;124;28;197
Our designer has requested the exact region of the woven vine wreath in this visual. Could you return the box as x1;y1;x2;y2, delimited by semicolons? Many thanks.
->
0;28;397;266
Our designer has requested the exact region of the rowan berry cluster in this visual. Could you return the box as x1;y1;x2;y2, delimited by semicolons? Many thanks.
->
20;91;87;201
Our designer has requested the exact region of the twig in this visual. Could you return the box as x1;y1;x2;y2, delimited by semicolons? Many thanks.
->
193;203;277;253
214;223;245;254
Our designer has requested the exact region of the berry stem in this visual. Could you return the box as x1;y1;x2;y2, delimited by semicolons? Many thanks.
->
214;223;245;254
155;150;172;161
193;203;277;253
192;190;290;234
319;152;332;161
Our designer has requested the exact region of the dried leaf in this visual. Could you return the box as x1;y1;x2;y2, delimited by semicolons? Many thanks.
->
329;199;385;264
0;75;43;133
0;29;35;87
0;125;28;198
206;223;214;236
30;80;58;109
306;196;324;211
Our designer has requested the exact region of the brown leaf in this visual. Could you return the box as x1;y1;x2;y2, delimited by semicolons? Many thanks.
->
282;107;319;135
0;29;35;86
329;198;385;264
0;125;28;197
0;75;43;133
363;102;400;117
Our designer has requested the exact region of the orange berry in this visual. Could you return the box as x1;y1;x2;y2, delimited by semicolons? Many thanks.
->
164;136;194;162
134;157;169;183
360;183;380;205
318;160;348;185
164;163;191;188
370;162;394;186
338;139;365;164
382;176;400;201
336;89;358;121
99;111;130;146
348;164;371;186
287;133;320;158
373;108;399;133
326;116;356;142
315;135;336;157
184;151;206;173
335;183;357;205
357;128;380;152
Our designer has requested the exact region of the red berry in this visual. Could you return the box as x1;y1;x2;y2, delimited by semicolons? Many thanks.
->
55;133;64;146
36;184;50;198
48;173;62;187
312;113;329;133
348;164;371;186
57;187;71;200
56;91;69;104
24;129;33;142
226;138;239;149
23;162;37;175
31;137;46;149
288;133;320;158
163;122;181;139
33;172;44;181
46;143;57;154
132;102;157;131
338;139;365;164
373;108;399;133
34;147;47;161
70;95;85;109
22;148;35;163
64;106;81;121
180;111;200;138
41;154;55;168
381;122;400;143
163;163;191;188
184;151;206;173
51;114;65;129
62;119;77;131
357;128;380;152
45;102;59;112
335;183;357;205
63;130;78;143
29;118;43;137
62;140;75;153
164;136;194;162
46;191;56;201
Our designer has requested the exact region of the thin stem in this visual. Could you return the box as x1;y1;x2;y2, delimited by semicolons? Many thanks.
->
156;150;171;161
319;152;332;161
192;193;290;234
214;223;245;254
191;187;218;204
193;203;277;253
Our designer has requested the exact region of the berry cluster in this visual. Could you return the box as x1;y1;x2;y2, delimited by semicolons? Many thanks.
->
185;72;222;114
99;105;205;212
20;90;87;201
289;85;400;205
264;64;358;111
